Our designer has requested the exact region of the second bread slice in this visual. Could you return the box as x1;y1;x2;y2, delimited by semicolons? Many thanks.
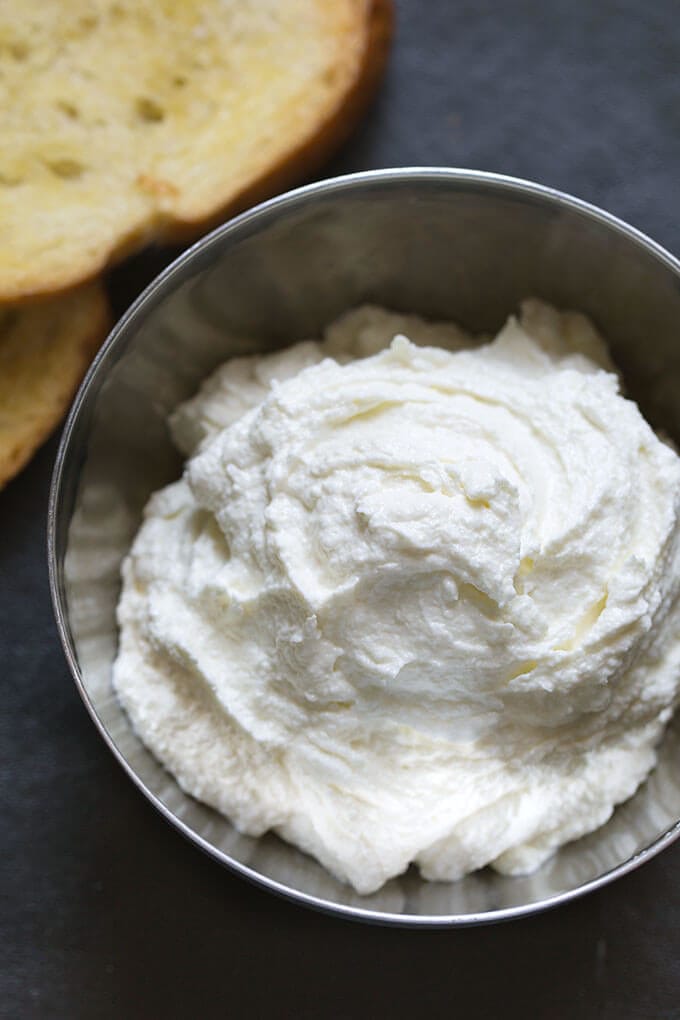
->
0;282;110;488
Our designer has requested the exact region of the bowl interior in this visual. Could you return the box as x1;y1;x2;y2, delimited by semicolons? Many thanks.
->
52;170;680;924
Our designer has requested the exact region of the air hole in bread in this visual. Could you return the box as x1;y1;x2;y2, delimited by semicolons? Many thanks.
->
172;76;187;88
322;66;341;87
135;97;165;122
46;159;85;180
78;14;99;32
10;41;29;60
56;100;80;120
0;172;23;187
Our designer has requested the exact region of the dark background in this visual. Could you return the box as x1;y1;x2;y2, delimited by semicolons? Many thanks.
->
3;2;680;1017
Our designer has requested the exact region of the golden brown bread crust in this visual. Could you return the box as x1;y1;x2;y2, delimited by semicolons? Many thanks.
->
0;0;393;303
0;282;111;488
161;0;394;242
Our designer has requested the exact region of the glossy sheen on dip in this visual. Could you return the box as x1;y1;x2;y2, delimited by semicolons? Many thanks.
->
113;302;680;894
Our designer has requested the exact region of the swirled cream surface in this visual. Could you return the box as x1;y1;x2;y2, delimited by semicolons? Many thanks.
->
113;301;680;894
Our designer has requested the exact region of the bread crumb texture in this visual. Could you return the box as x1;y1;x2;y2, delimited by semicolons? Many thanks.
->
0;0;392;299
0;281;110;487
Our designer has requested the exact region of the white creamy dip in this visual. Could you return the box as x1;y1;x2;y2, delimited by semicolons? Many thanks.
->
113;301;680;893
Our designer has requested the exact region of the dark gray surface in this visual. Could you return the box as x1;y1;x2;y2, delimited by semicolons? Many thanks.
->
3;1;680;1016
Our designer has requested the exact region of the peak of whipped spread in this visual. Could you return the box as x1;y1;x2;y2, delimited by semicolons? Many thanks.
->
114;300;680;894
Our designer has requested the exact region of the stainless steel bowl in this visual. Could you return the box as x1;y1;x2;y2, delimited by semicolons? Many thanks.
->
49;168;680;926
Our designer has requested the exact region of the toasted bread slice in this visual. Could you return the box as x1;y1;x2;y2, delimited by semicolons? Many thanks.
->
0;282;110;488
0;0;392;302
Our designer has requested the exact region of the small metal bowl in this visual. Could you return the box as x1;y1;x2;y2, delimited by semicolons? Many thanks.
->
49;168;680;926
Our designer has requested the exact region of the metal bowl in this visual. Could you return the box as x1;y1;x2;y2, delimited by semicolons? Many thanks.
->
49;168;680;926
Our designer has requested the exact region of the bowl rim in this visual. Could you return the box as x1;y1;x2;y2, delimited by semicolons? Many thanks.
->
48;166;680;928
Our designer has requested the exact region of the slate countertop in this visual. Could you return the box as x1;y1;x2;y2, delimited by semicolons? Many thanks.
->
4;2;680;1017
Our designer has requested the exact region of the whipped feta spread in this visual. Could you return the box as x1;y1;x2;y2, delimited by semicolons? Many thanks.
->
113;301;680;894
